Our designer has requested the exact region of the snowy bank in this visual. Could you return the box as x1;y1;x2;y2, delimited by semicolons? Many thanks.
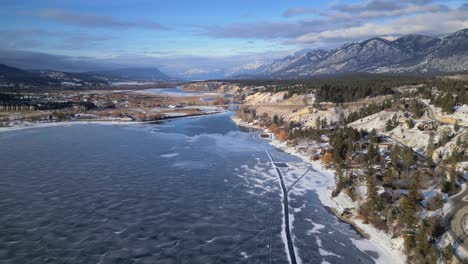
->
231;115;407;264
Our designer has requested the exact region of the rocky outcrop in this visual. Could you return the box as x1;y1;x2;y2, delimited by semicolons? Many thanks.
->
181;81;224;92
181;81;240;94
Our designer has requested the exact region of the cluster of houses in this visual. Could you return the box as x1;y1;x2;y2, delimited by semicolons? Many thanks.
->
0;104;36;111
291;135;333;161
290;133;435;212
0;99;95;112
292;135;398;165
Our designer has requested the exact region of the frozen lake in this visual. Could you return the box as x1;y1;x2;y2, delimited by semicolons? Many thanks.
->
138;87;219;97
0;113;379;263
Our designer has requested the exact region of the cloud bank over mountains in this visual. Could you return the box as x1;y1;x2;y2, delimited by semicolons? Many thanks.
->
203;0;467;46
0;0;467;79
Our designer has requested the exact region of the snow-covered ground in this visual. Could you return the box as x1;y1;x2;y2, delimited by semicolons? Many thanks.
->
349;110;404;132
423;100;468;126
269;139;406;264
453;105;468;126
349;108;465;159
232;116;406;263
0;120;140;133
386;123;430;152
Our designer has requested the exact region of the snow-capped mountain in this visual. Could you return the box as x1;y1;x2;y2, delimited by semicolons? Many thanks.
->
256;49;329;75
393;34;441;54
228;61;268;76
243;28;468;78
170;68;228;81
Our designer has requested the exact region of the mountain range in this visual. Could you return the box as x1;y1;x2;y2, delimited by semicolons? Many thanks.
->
87;67;172;81
232;28;468;78
0;64;110;87
1;28;467;83
0;64;174;88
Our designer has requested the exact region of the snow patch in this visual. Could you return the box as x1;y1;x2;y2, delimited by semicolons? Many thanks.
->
160;153;179;158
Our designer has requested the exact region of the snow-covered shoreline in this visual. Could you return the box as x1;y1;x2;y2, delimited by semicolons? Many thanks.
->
231;116;407;264
0;120;141;133
0;110;228;133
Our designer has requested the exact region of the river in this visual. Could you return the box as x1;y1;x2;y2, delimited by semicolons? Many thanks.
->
0;112;379;263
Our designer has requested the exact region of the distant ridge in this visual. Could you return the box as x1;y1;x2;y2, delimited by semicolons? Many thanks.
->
0;64;37;79
231;28;468;78
0;64;108;86
88;67;173;81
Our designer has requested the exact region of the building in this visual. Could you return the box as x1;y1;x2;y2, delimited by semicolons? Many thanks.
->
0;104;36;111
417;121;438;131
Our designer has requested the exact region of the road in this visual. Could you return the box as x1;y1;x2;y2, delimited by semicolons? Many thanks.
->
421;100;467;128
446;183;468;256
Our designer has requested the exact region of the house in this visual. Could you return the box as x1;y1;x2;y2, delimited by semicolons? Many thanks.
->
319;143;333;154
310;154;321;161
349;152;368;165
0;104;36;111
378;142;394;151
354;140;370;151
417;121;438;131
378;142;394;157
380;188;400;203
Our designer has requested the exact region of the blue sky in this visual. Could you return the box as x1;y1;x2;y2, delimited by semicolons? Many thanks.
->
0;0;328;57
0;0;467;76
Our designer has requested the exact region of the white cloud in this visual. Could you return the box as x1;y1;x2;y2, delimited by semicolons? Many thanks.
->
295;8;468;44
37;8;168;30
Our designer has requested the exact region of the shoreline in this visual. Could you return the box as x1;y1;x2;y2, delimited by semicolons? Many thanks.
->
0;110;226;133
323;206;371;239
231;116;406;264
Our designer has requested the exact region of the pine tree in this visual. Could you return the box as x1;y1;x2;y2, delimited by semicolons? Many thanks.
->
368;143;379;164
402;147;415;172
439;164;448;193
449;164;457;195
444;244;453;263
346;141;354;161
383;167;396;189
389;145;403;183
454;121;460;132
392;114;398;127
366;165;382;221
315;117;321;129
336;163;346;192
406;119;414;129
321;117;328;129
427;132;435;158
273;115;279;125
442;93;455;114
415;227;430;260
402;174;420;229
409;99;424;118
339;112;346;125
370;128;378;143
385;119;393;131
